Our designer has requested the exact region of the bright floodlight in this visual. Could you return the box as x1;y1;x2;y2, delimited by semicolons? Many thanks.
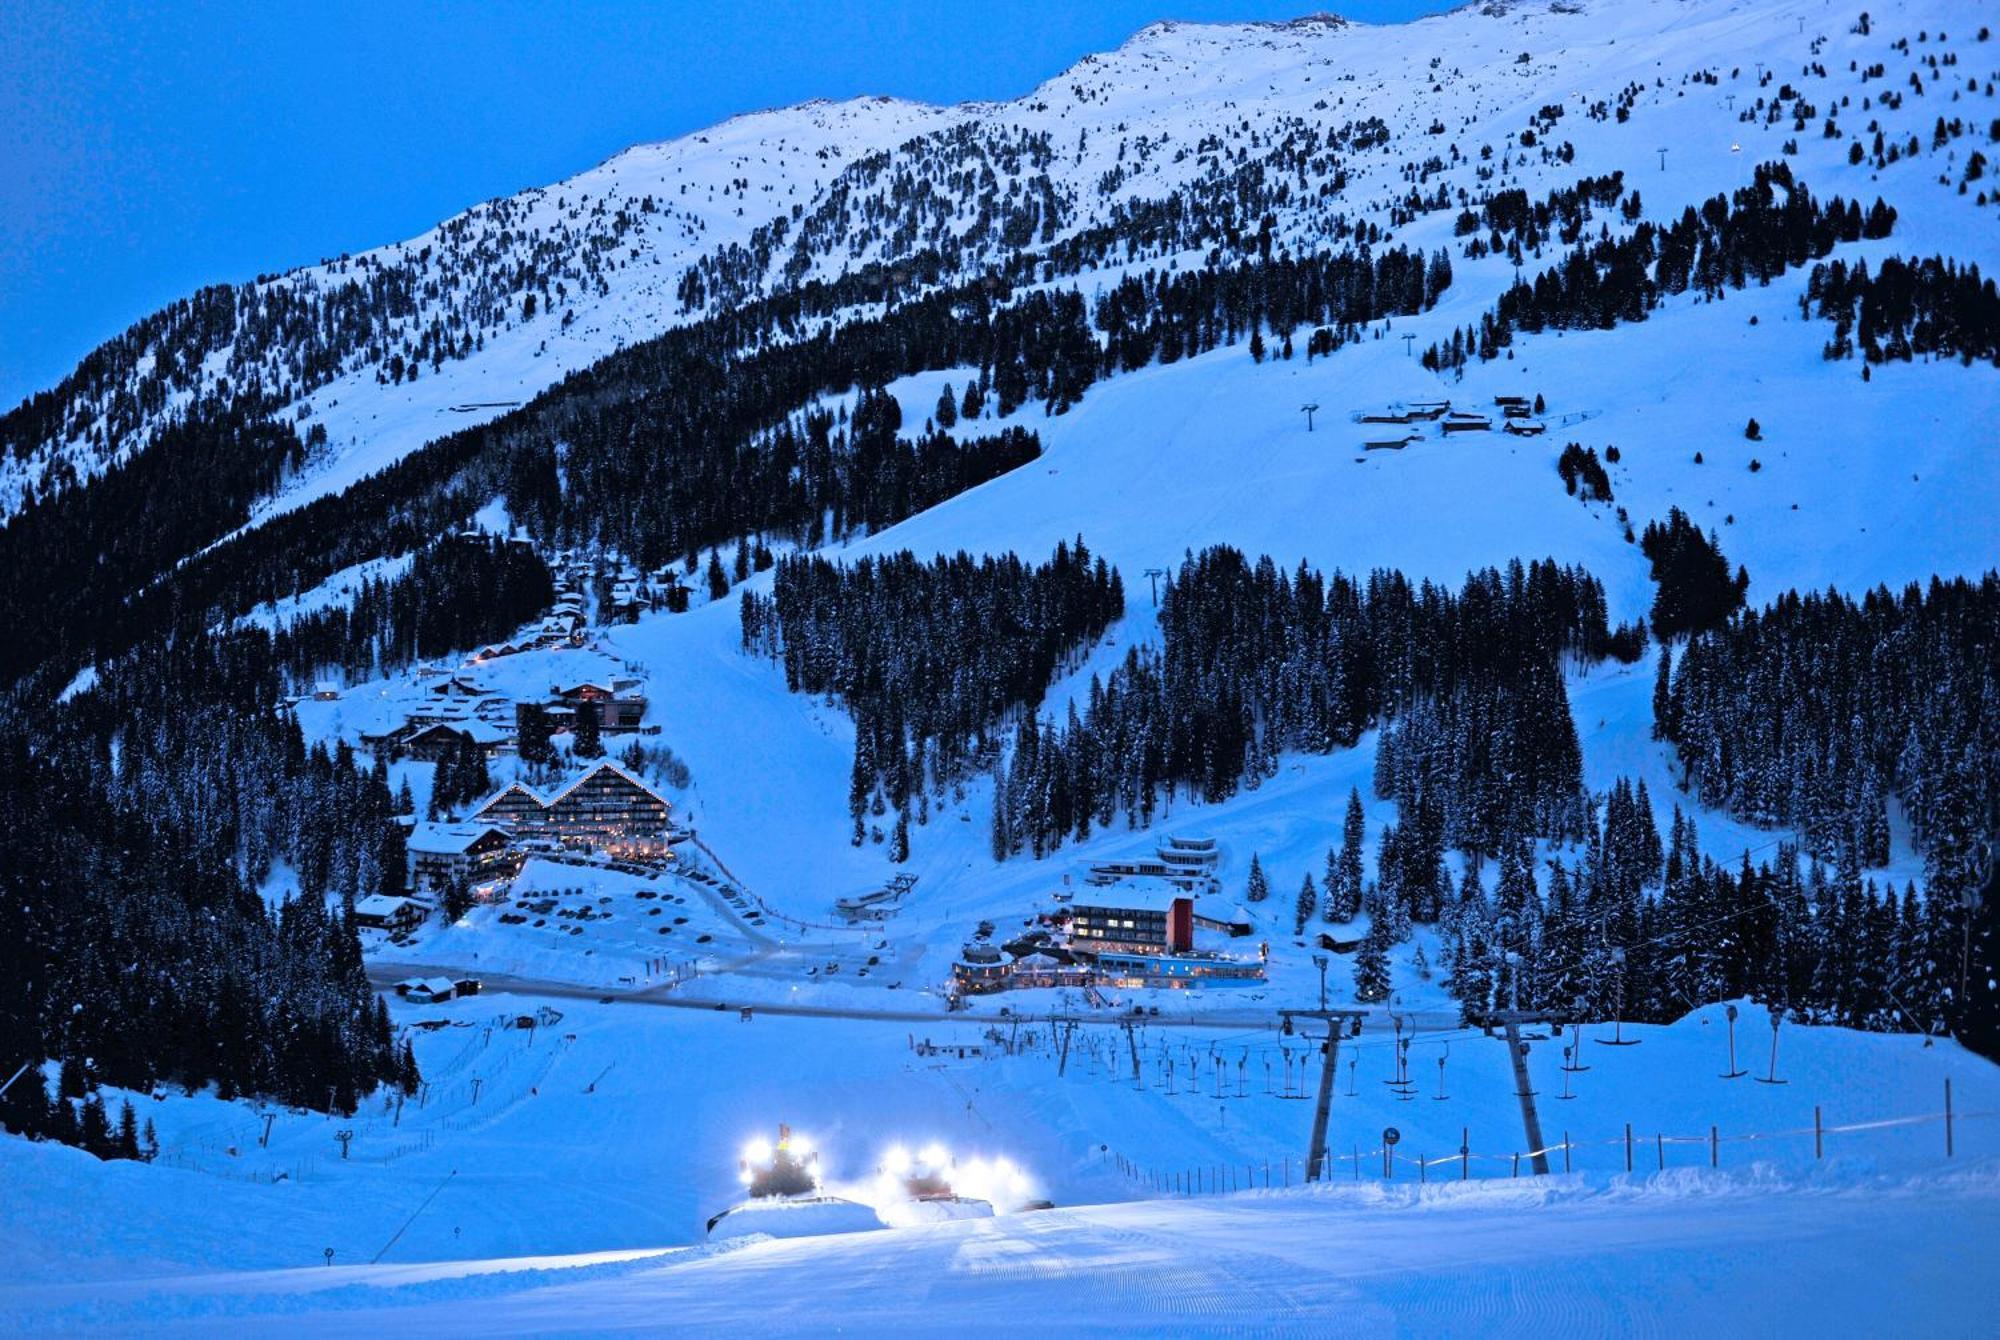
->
742;1137;773;1164
883;1145;912;1175
920;1142;949;1169
789;1131;814;1157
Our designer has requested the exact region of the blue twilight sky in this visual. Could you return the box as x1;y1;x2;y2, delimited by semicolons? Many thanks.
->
0;0;1461;410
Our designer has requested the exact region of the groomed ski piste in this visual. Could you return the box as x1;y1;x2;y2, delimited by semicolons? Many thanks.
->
7;0;2000;1331
3;1000;1996;1332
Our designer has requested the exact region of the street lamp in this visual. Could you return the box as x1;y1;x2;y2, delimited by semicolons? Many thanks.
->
1311;954;1329;1011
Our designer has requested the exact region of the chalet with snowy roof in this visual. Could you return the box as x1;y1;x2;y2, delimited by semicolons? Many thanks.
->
552;679;647;731
353;893;425;931
403;720;511;762
474;781;548;831
427;674;493;699
470;760;673;859
406;822;518;894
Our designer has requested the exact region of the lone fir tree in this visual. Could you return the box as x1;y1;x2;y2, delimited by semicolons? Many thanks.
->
1246;853;1270;903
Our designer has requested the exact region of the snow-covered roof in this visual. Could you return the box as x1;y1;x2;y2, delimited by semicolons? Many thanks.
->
355;894;417;916
475;780;549;811
1072;882;1189;915
1192;896;1254;928
406;719;510;745
407;822;508;855
542;759;670;810
429;675;493;695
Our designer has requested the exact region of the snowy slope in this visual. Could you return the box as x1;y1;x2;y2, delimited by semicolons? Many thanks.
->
13;1173;1994;1336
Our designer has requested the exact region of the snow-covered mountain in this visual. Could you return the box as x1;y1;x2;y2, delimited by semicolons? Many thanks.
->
9;0;1990;528
4;2;1998;1321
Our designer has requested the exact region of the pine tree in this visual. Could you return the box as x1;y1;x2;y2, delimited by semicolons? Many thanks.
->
987;761;1009;860
1450;930;1495;1024
1246;853;1270;903
1651;643;1674;740
1331;789;1367;921
115;1100;140;1160
1353;923;1393;1003
936;383;957;428
517;703;554;764
890;809;910;863
442;873;474;924
1293;873;1318;934
378;817;408;896
572;701;603;759
79;1093;110;1157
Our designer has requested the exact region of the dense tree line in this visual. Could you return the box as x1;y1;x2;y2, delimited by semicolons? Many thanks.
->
741;540;1122;850
268;535;555;685
1092;246;1448;373
1433;796;1981;1047
1660;575;1997;899
1423;162;1894;372
992;548;1641;860
0;723;414;1155
1807;255;2000;366
89;634;413;907
1454;171;1631;258
0;409;308;686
